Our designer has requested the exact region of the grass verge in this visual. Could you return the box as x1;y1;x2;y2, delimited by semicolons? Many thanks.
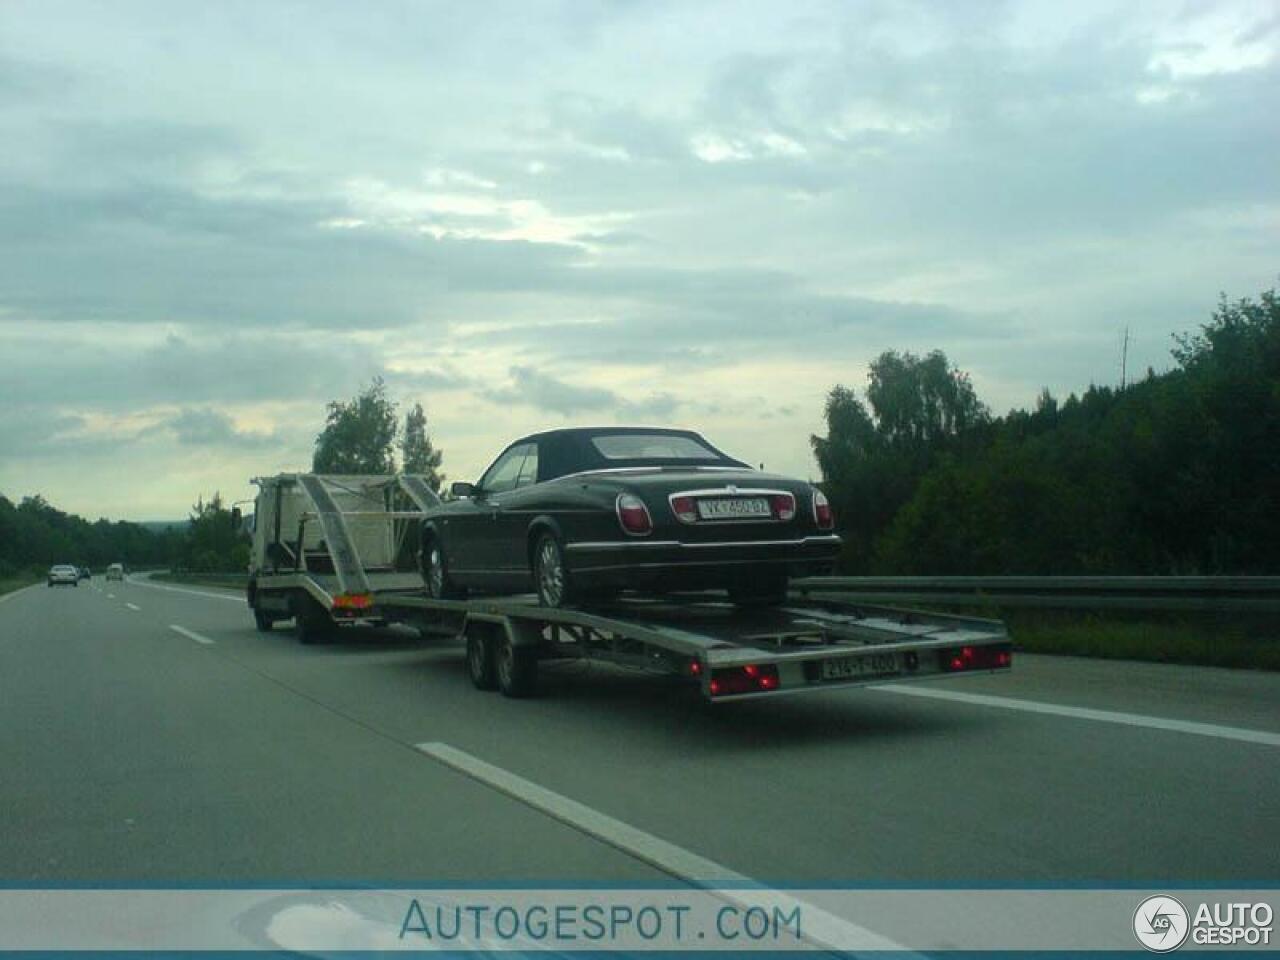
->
990;608;1279;671
0;576;41;597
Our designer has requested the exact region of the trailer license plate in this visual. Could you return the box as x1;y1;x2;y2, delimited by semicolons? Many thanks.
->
821;653;902;681
698;497;770;520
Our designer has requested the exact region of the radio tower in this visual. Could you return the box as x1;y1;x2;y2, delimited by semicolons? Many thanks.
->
1120;327;1130;391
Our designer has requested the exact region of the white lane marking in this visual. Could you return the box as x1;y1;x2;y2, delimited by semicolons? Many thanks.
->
132;578;242;604
169;625;215;646
125;602;141;611
873;685;1280;748
106;593;116;599
417;741;904;953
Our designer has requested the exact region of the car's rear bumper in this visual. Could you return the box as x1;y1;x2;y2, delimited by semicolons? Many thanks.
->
565;534;841;587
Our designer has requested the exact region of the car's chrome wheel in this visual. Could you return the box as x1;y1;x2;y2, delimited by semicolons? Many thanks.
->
535;536;565;607
425;545;445;598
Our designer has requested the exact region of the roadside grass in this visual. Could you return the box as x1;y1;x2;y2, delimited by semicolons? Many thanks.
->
989;608;1280;671
0;575;41;597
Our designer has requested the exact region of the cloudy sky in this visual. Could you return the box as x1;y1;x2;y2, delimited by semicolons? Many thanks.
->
1;0;1276;519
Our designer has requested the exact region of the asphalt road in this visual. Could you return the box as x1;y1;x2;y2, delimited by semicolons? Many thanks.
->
1;577;1277;885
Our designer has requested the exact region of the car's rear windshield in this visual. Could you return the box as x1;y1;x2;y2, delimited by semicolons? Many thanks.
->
590;433;721;461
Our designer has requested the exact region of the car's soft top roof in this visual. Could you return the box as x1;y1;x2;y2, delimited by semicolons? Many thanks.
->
512;426;705;442
495;426;747;480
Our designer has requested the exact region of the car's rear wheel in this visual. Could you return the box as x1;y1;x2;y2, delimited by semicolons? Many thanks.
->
495;630;537;698
533;533;577;608
253;608;275;632
420;535;465;600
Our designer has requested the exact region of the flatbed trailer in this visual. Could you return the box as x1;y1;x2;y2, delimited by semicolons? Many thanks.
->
375;589;1012;702
244;471;1012;700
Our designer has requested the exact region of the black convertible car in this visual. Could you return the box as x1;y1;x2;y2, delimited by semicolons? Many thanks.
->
418;427;840;607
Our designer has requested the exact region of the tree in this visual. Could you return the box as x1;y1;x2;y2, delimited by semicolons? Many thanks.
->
810;350;989;572
400;402;445;492
313;377;398;474
866;349;988;449
185;493;249;572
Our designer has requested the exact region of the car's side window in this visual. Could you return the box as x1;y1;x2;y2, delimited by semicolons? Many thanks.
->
514;443;540;489
480;444;532;495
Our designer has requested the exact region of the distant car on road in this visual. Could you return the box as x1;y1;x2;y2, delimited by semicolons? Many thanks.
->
78;567;91;581
47;565;80;587
105;563;125;581
419;426;841;608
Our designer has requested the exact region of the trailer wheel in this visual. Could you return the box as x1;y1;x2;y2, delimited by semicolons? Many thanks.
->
292;594;330;645
466;628;497;691
495;632;537;698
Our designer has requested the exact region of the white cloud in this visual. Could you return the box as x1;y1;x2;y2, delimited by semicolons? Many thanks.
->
0;1;1276;517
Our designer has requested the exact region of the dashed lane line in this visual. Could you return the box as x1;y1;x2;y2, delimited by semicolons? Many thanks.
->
416;741;905;955
169;624;216;645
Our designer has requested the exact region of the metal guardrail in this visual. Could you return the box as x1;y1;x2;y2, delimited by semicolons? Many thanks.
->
792;576;1280;613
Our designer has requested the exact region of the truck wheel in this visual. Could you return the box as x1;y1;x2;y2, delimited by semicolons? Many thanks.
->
253;608;275;633
466;629;497;691
533;533;577;608
292;595;329;645
420;536;466;600
495;632;537;698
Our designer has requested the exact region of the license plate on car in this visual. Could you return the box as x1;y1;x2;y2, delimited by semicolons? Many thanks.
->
698;497;770;520
820;653;902;681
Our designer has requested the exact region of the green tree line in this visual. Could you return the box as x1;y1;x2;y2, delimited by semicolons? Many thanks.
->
0;491;252;578
813;287;1280;574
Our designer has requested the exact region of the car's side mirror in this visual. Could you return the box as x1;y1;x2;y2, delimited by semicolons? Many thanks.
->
450;481;477;499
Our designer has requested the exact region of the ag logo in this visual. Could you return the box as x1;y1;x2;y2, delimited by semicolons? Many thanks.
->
1134;895;1190;952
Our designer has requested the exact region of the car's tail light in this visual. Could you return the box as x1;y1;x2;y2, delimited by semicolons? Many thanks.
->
942;643;1012;672
616;493;653;535
769;493;796;521
671;495;698;524
708;663;781;697
813;489;834;530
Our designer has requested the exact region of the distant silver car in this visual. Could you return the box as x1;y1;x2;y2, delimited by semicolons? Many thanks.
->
47;565;80;587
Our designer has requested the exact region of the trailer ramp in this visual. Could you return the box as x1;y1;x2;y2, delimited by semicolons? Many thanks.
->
296;474;373;597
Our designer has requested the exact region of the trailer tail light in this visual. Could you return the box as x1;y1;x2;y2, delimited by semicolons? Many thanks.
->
941;643;1012;672
670;495;698;524
813;489;834;530
616;494;653;535
332;593;374;617
769;493;796;521
708;664;781;697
